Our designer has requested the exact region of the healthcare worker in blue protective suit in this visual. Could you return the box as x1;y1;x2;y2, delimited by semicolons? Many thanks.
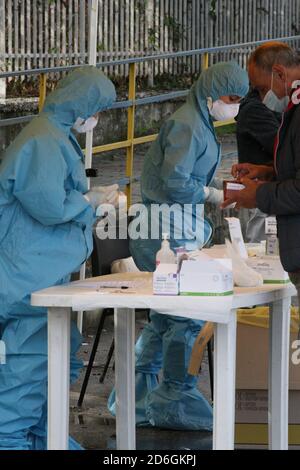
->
108;62;249;430
0;66;118;450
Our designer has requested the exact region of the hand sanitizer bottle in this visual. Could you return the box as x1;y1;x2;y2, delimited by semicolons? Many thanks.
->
156;233;176;266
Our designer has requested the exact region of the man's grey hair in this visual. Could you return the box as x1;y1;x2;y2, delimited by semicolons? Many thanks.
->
249;41;300;71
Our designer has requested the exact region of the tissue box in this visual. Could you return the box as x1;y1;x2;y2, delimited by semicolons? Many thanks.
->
153;264;179;295
179;259;233;296
246;256;290;284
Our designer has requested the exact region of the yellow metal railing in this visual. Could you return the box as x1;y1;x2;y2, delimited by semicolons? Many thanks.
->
126;63;137;203
36;52;233;205
202;52;209;70
38;73;47;113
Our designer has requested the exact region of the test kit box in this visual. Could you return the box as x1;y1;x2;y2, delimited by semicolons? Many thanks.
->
246;255;290;284
153;264;179;295
179;258;233;296
223;181;245;200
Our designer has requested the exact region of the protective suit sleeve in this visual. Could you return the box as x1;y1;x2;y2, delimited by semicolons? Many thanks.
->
160;121;207;204
13;139;92;226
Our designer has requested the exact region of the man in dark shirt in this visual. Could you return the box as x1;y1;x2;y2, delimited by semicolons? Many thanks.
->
236;88;281;165
223;42;300;308
236;88;281;242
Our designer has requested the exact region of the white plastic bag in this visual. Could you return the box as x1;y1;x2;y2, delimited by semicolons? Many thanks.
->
111;256;140;274
225;239;263;287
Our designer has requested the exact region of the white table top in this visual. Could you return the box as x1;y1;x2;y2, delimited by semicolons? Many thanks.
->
31;272;296;324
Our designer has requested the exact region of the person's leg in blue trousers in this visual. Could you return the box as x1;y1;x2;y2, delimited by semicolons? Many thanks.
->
108;312;164;426
108;236;213;430
108;237;164;425
143;313;213;430
0;315;82;450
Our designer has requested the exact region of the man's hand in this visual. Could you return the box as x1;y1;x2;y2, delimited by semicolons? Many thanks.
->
232;163;275;181
221;177;264;210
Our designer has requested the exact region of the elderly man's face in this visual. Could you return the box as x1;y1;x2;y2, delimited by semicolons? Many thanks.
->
248;62;289;100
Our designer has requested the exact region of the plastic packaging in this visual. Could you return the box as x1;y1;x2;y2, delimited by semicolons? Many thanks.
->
225;238;264;287
174;246;187;264
111;256;139;274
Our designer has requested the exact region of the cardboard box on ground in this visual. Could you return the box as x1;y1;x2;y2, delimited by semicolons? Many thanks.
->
235;306;300;447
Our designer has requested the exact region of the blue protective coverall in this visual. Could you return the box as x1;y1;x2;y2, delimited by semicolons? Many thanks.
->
0;67;116;449
108;62;249;430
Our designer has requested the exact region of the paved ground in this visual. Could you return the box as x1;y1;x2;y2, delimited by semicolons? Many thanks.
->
69;135;237;450
70;313;213;450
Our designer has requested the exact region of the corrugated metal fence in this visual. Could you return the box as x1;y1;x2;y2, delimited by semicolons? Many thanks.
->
0;0;300;79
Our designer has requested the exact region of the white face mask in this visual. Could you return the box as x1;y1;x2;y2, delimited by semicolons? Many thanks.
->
73;116;99;133
208;99;240;121
263;72;289;113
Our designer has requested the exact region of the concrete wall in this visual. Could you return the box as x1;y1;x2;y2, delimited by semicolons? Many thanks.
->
0;96;184;153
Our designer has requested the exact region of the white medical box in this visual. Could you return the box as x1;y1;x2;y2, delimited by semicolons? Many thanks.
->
153;264;179;295
179;258;233;296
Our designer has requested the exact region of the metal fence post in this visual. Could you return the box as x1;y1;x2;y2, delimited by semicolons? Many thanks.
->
38;73;47;112
146;0;154;87
126;62;136;206
77;0;99;335
0;0;6;99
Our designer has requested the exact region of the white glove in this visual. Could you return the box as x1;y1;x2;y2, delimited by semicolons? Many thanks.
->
84;184;120;209
203;186;224;205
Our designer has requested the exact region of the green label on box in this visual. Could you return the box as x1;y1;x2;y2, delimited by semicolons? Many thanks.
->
263;280;290;284
180;291;233;297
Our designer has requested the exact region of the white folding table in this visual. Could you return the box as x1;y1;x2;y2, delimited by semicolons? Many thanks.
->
31;272;295;451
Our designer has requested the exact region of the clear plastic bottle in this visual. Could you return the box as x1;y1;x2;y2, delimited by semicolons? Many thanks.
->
156;233;176;266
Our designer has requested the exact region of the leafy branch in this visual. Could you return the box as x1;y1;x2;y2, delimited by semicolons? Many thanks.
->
209;0;217;22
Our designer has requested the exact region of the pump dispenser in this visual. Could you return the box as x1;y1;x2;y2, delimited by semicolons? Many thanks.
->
156;233;176;266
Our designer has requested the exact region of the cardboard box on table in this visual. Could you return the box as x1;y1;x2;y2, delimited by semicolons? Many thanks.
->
235;306;300;448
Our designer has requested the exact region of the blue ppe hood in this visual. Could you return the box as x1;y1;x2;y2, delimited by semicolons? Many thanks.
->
42;65;116;129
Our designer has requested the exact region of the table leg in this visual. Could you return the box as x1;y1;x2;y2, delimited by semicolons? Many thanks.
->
213;311;237;450
268;296;291;450
47;307;71;450
114;308;136;450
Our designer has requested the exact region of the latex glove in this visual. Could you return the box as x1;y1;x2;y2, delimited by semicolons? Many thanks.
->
203;186;223;205
84;184;120;209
